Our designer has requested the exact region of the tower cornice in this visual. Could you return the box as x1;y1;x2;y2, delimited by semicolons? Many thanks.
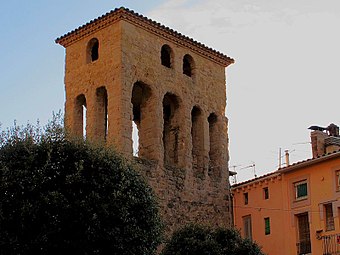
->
55;7;234;67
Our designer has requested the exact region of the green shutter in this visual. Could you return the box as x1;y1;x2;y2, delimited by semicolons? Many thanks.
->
297;183;307;198
265;218;270;235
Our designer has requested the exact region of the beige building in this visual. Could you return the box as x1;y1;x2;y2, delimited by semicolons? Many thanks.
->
56;7;234;233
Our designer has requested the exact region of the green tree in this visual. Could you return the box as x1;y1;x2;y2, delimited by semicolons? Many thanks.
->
161;224;264;255
0;115;163;254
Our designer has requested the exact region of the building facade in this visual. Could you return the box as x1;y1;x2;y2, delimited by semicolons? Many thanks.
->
56;7;234;233
232;124;340;255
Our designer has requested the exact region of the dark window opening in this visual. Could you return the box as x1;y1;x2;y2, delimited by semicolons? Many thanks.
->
183;54;194;77
163;104;171;122
95;87;108;141
91;41;99;61
191;106;204;177
161;44;172;68
87;38;99;63
244;193;248;205
264;217;270;235
131;82;152;157
208;113;219;177
75;94;87;138
264;187;269;200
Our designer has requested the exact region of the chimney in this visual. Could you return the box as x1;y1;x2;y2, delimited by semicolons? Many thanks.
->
309;124;340;158
285;150;290;166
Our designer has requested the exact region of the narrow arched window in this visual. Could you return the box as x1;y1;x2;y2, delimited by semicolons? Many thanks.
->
74;94;87;138
161;44;172;68
95;87;108;141
208;113;219;176
163;93;180;165
87;38;99;63
183;54;194;77
131;82;152;157
191;106;204;177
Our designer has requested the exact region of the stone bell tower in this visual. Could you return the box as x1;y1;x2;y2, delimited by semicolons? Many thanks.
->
56;7;234;232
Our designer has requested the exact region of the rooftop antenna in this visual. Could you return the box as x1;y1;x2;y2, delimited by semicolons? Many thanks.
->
278;148;282;169
240;162;256;178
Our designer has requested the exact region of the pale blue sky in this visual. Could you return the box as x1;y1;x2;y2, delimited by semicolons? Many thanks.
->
0;0;165;129
1;0;340;182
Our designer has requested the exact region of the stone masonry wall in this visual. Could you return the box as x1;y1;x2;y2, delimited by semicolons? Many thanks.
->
62;17;231;234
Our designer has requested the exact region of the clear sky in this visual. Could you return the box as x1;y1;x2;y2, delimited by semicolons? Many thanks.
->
1;0;339;182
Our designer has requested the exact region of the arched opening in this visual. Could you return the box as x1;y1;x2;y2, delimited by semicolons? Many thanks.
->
208;113;219;176
95;87;108;141
191;106;204;177
131;82;152;157
163;93;180;165
183;54;194;77
74;94;87;138
87;38;99;63
161;44;172;68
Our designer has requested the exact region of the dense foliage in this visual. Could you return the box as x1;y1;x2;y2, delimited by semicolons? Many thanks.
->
161;224;265;255
0;116;163;254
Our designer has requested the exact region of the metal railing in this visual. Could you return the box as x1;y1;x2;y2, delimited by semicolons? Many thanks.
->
322;233;340;255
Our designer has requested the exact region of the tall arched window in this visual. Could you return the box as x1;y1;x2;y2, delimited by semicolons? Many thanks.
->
87;38;99;63
95;87;108;141
163;93;180;165
161;44;172;68
191;106;204;177
131;82;152;157
183;54;194;77
208;113;218;173
74;94;87;137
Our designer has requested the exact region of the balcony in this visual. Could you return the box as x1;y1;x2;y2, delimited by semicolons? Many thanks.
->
322;233;340;255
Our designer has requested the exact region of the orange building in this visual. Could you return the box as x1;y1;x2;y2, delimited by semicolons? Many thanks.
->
232;124;340;255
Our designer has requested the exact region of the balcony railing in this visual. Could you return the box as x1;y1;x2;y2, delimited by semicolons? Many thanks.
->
322;233;340;255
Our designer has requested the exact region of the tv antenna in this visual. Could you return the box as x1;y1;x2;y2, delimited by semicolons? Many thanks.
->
240;162;256;178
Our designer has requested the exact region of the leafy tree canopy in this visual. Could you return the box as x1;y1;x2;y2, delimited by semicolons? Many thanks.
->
0;114;163;254
161;224;265;255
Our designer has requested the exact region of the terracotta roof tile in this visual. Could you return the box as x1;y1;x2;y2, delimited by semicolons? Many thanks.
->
231;149;340;188
231;171;278;188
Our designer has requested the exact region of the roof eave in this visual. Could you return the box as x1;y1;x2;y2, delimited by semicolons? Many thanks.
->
277;151;340;174
55;7;234;67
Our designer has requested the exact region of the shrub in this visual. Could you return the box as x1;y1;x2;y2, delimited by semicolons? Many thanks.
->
0;115;163;254
161;224;264;255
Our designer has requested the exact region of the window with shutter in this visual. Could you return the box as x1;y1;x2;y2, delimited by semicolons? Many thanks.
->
295;180;308;200
264;217;270;235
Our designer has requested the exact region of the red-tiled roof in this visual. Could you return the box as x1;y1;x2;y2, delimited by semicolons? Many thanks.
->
55;7;234;66
231;171;279;188
232;149;340;188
